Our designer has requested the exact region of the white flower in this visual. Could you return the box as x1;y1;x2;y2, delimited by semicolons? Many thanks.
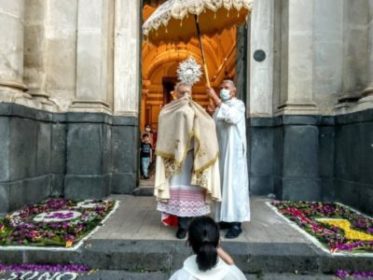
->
33;210;82;223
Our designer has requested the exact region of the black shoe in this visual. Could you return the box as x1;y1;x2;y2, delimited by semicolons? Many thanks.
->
225;225;242;239
218;222;231;230
176;228;187;239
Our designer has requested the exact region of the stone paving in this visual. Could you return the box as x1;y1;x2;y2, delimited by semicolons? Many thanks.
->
91;195;312;244
0;271;336;280
77;271;336;280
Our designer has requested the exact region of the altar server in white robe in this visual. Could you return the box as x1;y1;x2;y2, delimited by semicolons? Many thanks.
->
207;80;251;239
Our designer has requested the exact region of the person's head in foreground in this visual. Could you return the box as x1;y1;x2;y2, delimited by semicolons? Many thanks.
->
188;216;220;271
174;82;192;99
219;80;237;102
170;216;247;280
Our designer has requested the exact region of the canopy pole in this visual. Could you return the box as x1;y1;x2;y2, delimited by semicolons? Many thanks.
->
194;15;211;88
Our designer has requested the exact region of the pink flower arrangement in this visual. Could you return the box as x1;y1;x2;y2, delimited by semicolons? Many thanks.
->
0;198;115;247
272;201;373;253
45;212;75;220
336;269;373;279
0;264;89;273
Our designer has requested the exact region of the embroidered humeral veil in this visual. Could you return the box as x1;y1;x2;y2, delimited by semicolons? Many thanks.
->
154;95;221;203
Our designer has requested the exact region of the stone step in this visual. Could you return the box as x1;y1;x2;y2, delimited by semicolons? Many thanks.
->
0;240;371;275
79;271;336;280
133;187;153;196
0;271;337;280
79;271;167;280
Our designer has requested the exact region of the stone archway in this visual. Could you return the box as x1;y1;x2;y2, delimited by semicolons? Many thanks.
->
140;3;239;131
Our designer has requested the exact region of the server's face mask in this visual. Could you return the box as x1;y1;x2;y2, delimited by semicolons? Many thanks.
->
220;89;231;101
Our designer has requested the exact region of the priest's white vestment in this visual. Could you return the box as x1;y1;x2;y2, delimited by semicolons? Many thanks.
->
213;98;251;222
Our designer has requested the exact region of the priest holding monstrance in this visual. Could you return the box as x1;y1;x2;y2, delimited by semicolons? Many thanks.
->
154;57;221;239
144;0;253;241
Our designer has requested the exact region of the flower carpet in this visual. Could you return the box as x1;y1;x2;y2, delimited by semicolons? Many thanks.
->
0;264;89;280
0;198;116;248
336;269;373;279
271;201;373;254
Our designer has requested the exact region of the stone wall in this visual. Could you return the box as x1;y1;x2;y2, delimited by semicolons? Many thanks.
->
64;113;139;200
0;103;64;214
249;116;321;200
0;0;141;215
0;102;138;215
248;109;373;215
246;0;373;215
333;110;373;214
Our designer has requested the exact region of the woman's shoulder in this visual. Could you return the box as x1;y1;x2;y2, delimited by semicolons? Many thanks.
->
169;268;193;280
169;266;246;280
226;265;247;279
171;256;246;280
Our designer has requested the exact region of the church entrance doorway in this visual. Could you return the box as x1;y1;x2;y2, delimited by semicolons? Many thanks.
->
139;0;249;188
140;1;243;132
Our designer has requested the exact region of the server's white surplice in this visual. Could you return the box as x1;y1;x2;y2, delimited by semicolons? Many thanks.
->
213;98;251;222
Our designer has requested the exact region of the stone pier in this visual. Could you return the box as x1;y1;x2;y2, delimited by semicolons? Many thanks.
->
0;0;28;97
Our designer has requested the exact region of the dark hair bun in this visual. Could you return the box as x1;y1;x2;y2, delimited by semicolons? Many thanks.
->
196;243;218;271
188;216;220;271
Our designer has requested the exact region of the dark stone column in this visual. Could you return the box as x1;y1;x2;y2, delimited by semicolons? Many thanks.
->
0;116;10;214
334;110;373;214
50;116;67;197
282;123;320;200
273;123;284;198
273;116;321;200
319;117;336;201
111;117;139;194
64;113;112;200
249;118;275;196
250;116;322;201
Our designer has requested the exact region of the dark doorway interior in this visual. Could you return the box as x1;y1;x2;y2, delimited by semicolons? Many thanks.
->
162;77;177;105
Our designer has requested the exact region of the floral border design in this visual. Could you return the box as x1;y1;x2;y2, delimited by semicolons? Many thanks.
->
0;198;115;248
271;201;373;253
336;269;373;279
